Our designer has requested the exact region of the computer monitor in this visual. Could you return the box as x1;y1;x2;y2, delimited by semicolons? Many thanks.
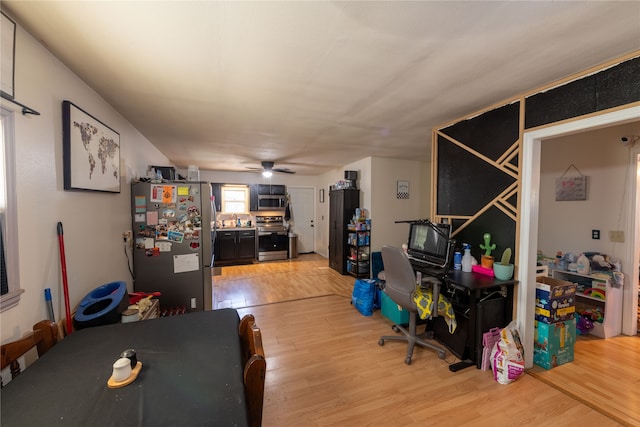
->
406;222;452;268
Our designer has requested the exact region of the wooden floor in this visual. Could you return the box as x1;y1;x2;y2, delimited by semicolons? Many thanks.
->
214;254;639;426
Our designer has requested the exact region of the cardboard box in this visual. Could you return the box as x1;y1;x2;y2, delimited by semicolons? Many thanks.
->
533;318;576;369
381;292;409;325
535;276;577;323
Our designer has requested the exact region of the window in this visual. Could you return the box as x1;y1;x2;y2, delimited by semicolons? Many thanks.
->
221;185;248;213
0;107;22;311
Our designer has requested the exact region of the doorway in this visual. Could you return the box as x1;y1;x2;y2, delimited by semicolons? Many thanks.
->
518;105;640;368
287;187;316;254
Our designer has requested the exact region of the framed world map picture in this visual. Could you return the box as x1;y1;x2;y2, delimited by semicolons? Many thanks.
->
63;101;120;193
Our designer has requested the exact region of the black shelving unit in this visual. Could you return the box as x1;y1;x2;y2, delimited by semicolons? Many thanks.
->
347;219;370;278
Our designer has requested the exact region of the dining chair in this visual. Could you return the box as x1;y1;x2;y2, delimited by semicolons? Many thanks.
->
1;320;59;387
239;314;266;427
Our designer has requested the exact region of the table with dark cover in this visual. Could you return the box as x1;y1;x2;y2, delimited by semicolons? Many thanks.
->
1;309;248;426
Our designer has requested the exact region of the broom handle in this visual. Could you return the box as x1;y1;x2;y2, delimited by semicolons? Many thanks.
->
57;222;73;334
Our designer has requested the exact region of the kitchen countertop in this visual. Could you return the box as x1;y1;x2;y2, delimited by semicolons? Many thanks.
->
215;226;256;231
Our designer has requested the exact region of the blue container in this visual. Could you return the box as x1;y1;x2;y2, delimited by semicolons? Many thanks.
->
453;251;462;270
74;281;129;329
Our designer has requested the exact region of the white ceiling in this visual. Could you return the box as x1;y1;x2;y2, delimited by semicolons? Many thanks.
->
3;1;639;176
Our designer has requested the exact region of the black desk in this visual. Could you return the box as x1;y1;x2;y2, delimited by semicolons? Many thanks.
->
1;309;248;426
421;270;517;371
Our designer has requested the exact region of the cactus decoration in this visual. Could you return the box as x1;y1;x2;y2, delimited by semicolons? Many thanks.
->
493;247;514;280
500;248;512;265
479;233;496;257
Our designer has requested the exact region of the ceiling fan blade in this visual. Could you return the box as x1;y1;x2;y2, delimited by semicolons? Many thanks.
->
272;168;296;174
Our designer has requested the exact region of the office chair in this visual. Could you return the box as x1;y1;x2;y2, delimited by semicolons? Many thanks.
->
378;245;446;365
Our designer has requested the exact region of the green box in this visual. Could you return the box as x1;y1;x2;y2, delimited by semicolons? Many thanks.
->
533;318;576;369
380;292;410;325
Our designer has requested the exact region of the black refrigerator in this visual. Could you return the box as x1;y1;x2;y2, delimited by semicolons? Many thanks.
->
131;181;213;311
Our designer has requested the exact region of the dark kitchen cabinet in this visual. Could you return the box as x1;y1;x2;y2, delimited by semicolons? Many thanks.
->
237;230;257;260
329;188;359;274
249;184;259;211
270;184;286;195
257;184;286;195
214;229;256;262
215;230;237;261
211;183;222;212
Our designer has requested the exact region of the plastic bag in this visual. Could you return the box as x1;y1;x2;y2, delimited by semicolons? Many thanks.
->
351;279;376;316
490;321;525;384
481;327;501;371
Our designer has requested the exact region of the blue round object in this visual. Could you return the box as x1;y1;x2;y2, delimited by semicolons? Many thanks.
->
74;281;128;329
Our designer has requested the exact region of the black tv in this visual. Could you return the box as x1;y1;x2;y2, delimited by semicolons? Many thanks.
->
406;222;452;268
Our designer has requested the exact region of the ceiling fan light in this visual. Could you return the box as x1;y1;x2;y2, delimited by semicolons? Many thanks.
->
262;170;273;178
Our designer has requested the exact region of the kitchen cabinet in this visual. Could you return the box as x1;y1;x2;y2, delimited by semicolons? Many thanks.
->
214;229;256;263
257;184;286;195
211;183;222;212
249;184;259;211
237;230;257;259
551;269;622;338
329;188;359;274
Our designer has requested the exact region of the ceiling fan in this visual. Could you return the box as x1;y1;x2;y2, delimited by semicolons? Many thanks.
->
247;161;296;177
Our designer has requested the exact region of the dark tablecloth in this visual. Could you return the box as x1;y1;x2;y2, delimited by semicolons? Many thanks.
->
1;309;248;426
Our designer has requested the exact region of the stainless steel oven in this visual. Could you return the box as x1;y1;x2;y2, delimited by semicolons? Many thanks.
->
257;195;286;211
256;216;288;261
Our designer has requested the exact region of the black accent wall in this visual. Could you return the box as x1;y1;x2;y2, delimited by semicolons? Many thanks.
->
436;55;640;262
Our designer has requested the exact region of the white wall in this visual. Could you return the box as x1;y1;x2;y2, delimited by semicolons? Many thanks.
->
314;156;428;257
1;23;169;343
371;157;430;252
316;158;372;258
539;122;640;260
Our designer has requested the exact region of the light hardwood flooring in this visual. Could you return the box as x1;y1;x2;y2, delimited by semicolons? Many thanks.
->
214;254;639;426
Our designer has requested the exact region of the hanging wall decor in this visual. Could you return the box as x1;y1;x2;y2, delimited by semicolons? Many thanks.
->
63;100;121;193
397;180;409;199
555;164;587;201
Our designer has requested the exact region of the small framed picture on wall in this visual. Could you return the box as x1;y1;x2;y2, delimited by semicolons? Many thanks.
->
397;180;409;199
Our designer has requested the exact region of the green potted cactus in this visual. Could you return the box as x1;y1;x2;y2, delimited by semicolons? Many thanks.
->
479;233;496;268
493;247;514;280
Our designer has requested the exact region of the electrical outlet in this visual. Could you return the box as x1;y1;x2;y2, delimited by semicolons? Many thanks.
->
609;230;625;243
191;298;197;309
123;230;133;247
592;229;600;239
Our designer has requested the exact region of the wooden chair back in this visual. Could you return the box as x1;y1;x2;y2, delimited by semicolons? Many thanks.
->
1;320;59;388
239;314;266;427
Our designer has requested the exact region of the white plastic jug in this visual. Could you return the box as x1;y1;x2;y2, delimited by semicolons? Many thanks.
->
576;253;590;274
462;244;473;273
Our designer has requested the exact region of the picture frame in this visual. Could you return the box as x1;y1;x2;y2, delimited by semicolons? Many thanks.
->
397;180;409;199
1;11;16;99
63;100;121;193
319;188;325;203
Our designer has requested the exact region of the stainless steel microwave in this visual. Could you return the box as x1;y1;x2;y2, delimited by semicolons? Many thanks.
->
258;195;286;210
